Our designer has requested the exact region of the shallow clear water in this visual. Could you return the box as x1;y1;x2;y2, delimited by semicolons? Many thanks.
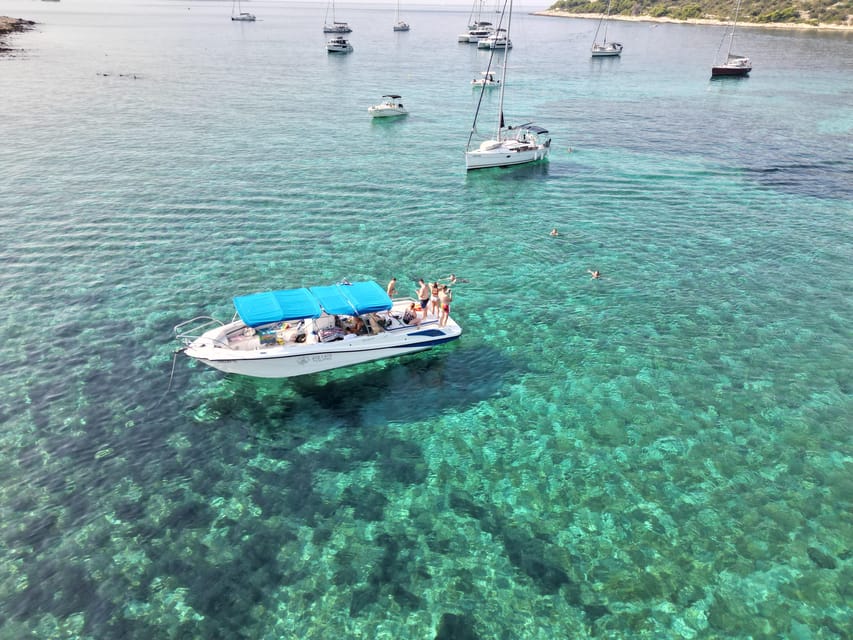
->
1;0;851;637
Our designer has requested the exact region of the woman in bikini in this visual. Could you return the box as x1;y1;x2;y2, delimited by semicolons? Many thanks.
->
438;286;452;327
429;282;440;317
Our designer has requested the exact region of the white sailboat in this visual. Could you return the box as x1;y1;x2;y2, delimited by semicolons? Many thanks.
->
323;0;352;33
711;0;751;77
591;0;622;57
393;0;410;31
465;0;550;171
230;0;256;22
458;0;492;42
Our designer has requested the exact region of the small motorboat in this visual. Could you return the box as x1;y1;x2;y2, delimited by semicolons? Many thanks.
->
326;36;353;53
471;71;500;87
368;94;407;118
175;281;462;378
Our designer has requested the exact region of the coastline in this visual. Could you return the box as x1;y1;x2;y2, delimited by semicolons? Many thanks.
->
533;10;853;31
0;16;36;52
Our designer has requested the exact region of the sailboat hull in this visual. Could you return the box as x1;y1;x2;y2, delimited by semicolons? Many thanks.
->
465;142;550;170
711;64;751;77
591;43;622;57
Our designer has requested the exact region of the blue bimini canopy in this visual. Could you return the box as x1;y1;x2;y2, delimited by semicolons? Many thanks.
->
340;281;393;314
233;288;322;327
309;285;357;316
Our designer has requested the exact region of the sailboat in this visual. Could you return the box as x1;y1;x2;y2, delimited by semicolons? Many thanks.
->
711;0;751;77
323;0;352;33
458;0;492;43
465;0;550;171
393;0;410;31
230;0;256;22
590;0;622;57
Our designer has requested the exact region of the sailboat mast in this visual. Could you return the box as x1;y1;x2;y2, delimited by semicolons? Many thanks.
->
494;0;511;140
727;0;741;57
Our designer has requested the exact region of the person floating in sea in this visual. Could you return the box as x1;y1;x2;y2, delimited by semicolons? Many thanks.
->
587;269;601;279
440;273;469;285
549;228;559;237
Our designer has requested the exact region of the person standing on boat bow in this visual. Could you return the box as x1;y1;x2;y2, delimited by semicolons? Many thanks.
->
387;277;398;296
417;278;430;319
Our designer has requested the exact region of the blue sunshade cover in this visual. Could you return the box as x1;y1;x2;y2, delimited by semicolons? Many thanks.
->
233;288;322;327
233;281;391;327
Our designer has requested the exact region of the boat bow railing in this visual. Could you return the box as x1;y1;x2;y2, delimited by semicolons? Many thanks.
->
174;316;227;346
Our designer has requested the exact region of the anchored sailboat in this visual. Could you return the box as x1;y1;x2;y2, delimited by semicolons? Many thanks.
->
230;0;256;22
393;0;410;31
465;0;550;170
323;0;352;33
591;0;622;57
712;0;751;77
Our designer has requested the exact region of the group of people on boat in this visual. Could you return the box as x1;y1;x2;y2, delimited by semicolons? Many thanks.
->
388;275;458;327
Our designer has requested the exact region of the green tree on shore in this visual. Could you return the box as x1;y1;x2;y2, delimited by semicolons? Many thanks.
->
547;0;852;25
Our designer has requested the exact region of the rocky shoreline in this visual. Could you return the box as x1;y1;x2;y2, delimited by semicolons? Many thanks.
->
534;10;853;31
0;16;36;53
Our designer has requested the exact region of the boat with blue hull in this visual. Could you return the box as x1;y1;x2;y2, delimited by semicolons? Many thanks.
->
175;280;461;378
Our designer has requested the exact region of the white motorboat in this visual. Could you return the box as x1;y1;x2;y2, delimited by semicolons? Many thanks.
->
465;0;550;170
323;0;352;32
175;281;462;378
471;71;500;87
327;36;353;53
368;94;408;118
590;0;622;57
230;0;256;21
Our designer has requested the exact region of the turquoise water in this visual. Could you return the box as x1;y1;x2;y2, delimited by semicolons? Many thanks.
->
1;0;851;637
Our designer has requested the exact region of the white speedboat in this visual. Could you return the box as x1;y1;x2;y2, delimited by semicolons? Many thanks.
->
368;94;408;118
471;71;500;87
327;36;353;53
175;281;462;378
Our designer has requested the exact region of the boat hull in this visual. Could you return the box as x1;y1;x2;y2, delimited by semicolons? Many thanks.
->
711;65;751;77
183;315;461;378
591;43;622;57
327;41;353;53
368;105;407;117
465;142;550;170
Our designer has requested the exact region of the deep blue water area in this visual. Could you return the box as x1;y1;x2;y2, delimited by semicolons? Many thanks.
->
0;0;851;637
